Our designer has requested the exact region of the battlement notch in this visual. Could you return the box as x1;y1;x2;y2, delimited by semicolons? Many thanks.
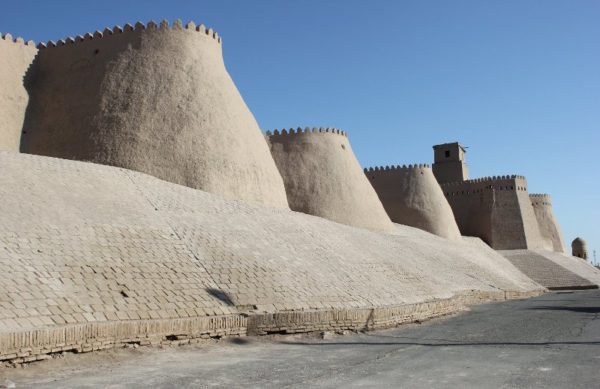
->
363;163;431;174
267;127;348;138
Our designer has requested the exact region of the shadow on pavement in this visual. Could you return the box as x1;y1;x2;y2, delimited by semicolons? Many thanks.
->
527;306;600;314
276;339;600;347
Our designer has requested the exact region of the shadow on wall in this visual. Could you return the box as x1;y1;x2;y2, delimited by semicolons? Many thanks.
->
19;50;40;152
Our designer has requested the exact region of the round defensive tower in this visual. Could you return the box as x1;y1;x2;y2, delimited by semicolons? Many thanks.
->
268;127;394;232
365;164;461;240
571;237;588;260
21;20;288;208
529;194;566;252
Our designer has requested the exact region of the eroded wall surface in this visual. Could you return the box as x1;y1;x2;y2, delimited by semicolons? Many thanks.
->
0;34;37;151
20;22;288;208
268;128;394;232
365;164;461;240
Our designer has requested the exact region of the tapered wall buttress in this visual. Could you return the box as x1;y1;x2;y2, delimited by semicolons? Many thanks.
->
365;164;461;240
530;194;566;252
21;22;288;208
268;128;394;232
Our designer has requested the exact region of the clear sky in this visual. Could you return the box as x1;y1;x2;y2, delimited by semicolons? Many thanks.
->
2;1;599;262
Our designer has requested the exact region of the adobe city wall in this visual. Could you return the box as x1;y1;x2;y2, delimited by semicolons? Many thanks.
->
0;151;547;362
530;194;566;253
16;20;288;208
365;164;461;240
0;34;37;151
441;176;551;250
268;128;395;232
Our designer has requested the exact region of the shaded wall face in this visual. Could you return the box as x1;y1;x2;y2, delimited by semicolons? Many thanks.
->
442;178;549;250
572;244;588;260
530;198;566;253
0;37;37;151
21;27;288;208
269;131;394;232
490;187;532;250
433;162;468;183
366;167;461;240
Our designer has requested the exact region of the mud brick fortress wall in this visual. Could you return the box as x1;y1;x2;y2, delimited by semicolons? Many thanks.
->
433;143;564;252
2;21;288;208
364;164;461;240
0;18;595;365
268;127;394;232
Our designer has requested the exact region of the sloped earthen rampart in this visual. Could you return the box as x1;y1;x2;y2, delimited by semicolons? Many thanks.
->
267;128;394;232
20;20;288;208
529;194;566;253
365;164;461;240
0;151;546;363
0;33;37;151
440;176;550;250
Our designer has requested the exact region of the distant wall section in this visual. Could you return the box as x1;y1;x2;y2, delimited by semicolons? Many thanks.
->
365;164;461;240
441;176;551;250
530;194;566;253
20;21;288;208
268;127;394;232
0;34;37;151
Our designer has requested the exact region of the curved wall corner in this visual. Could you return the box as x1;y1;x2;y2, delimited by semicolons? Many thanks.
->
530;194;566;253
366;165;461;240
20;21;288;208
268;128;394;232
0;35;37;151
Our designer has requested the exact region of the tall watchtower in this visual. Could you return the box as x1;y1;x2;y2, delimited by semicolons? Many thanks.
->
432;142;469;183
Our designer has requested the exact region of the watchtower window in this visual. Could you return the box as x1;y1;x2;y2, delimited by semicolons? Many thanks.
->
444;150;450;158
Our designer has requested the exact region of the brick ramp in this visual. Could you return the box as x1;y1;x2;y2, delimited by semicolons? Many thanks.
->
532;250;600;287
500;250;598;290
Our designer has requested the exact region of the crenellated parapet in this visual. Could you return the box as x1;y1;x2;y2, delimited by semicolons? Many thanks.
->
364;164;430;173
0;32;36;47
267;127;347;138
529;193;552;206
439;175;528;197
442;175;526;185
36;19;221;50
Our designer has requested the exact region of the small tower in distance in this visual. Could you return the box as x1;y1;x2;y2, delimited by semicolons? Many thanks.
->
432;142;469;183
572;237;588;260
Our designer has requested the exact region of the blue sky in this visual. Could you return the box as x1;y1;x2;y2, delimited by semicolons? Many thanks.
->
2;1;599;262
